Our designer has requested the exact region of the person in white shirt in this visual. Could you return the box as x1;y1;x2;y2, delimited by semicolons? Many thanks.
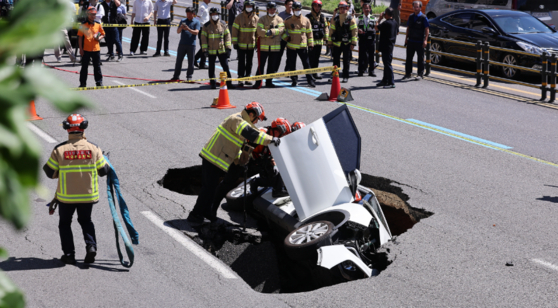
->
130;0;154;55
194;0;210;68
153;0;177;56
89;0;105;23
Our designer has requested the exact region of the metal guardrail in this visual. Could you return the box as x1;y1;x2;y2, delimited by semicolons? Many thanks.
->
379;30;558;102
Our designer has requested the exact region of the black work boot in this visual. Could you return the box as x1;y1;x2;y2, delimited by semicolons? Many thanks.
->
60;254;76;265
210;80;217;89
84;246;96;264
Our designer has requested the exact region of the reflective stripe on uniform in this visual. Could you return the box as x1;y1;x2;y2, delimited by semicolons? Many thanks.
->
47;157;59;170
218;125;243;147
200;148;230;171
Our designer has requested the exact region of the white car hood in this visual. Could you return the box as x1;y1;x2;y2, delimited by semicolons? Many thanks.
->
269;118;354;220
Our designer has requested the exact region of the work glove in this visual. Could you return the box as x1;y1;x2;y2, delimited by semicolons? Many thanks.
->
204;50;209;57
266;29;273;36
308;46;313;52
271;137;281;147
273;165;279;176
48;198;59;215
226;49;231;59
233;44;239;50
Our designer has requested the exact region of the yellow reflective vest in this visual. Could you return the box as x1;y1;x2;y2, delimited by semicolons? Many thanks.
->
43;133;109;204
282;15;314;50
232;11;259;50
200;110;272;172
256;15;285;52
201;19;232;55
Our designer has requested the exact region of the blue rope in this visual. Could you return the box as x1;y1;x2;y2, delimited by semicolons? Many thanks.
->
105;155;139;268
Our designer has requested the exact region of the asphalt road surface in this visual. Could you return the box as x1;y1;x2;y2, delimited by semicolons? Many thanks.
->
2;2;558;307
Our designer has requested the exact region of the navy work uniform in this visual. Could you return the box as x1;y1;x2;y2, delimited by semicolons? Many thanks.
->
405;11;429;78
357;13;376;76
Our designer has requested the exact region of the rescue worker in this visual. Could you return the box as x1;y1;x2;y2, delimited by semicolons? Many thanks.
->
187;102;280;225
357;2;376;77
253;1;285;89
250;118;291;198
291;121;305;132
232;0;258;87
403;0;429;81
277;0;293;73
42;114;109;265
306;0;328;80
282;1;315;88
201;7;234;89
78;7;105;87
328;1;357;83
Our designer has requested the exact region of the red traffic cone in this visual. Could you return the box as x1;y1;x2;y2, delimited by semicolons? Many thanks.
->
211;72;236;109
28;100;43;121
329;67;341;102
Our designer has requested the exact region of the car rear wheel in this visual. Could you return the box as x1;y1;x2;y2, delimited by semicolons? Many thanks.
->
501;53;520;79
430;42;444;65
224;177;258;211
284;221;334;260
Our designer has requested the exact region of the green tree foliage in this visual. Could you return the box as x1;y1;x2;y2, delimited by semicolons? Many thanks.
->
0;0;92;306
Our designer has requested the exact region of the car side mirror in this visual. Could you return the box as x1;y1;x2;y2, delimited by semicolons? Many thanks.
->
482;27;497;35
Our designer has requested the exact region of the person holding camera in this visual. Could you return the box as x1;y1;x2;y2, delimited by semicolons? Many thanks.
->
201;7;234;89
171;7;200;82
78;7;105;87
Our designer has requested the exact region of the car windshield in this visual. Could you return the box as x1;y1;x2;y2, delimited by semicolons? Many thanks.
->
493;15;553;34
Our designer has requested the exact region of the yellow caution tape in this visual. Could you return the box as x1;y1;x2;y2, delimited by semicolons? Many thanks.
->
229;66;336;82
71;66;338;91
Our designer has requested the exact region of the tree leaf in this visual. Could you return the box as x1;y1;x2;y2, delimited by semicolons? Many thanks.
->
0;271;25;308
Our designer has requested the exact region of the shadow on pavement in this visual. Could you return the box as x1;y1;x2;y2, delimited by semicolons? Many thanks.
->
0;257;65;271
536;196;558;203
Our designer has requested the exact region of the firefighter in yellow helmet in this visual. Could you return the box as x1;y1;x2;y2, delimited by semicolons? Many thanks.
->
43;114;109;265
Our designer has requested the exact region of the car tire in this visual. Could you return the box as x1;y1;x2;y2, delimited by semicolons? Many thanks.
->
224;178;257;211
284;220;334;261
333;262;368;281
501;53;520;79
430;41;444;65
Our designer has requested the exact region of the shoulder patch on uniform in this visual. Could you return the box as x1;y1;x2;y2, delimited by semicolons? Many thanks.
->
63;150;93;160
54;141;68;150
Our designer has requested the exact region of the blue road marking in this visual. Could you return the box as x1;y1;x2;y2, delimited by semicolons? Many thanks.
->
406;119;513;149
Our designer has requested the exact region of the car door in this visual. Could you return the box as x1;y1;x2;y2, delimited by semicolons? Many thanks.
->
441;12;476;58
468;13;501;48
269;106;358;221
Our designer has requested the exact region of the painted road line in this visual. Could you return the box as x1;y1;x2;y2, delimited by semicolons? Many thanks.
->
141;211;238;279
406;119;512;149
27;123;58;143
113;80;156;98
532;259;558;272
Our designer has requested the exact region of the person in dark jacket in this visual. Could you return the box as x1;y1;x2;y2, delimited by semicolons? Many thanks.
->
375;7;398;88
403;0;429;80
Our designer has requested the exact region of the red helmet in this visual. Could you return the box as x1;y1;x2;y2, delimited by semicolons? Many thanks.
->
312;0;322;6
245;102;267;121
291;121;306;132
62;114;88;133
338;1;349;8
271;118;291;136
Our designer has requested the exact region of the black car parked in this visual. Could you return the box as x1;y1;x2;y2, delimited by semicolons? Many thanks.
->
429;9;558;79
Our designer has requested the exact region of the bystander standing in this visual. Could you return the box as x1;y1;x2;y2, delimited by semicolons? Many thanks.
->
403;0;429;80
101;0;123;62
171;7;200;82
375;7;397;88
194;0;210;68
154;0;177;57
130;0;153;55
78;7;105;87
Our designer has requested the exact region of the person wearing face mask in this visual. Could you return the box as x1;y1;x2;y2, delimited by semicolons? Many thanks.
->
282;1;315;87
232;0;258;87
186;102;279;226
201;7;234;89
276;0;293;73
328;1;357;83
253;1;285;89
306;0;328;80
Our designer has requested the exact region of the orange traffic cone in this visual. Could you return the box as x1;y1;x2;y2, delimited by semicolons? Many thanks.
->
212;71;236;109
28;100;43;121
329;66;341;102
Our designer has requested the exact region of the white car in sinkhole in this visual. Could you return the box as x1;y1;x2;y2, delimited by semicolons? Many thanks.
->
225;105;392;280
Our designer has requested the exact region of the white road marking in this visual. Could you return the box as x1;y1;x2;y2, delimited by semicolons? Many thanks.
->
532;259;558;272
112;80;156;98
141;211;238;279
26;123;58;143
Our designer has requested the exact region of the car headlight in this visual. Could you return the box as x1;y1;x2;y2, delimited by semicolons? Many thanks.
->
517;41;547;55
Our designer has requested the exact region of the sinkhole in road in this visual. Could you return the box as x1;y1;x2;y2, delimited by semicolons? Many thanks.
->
159;166;433;293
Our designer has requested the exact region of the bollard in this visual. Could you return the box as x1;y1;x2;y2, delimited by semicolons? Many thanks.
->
475;41;482;87
170;4;174;22
221;1;225;21
482;42;489;88
126;0;129;11
425;33;431;76
256;6;259;16
375;31;380;65
193;0;198;11
550;54;557;103
541;52;548;101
